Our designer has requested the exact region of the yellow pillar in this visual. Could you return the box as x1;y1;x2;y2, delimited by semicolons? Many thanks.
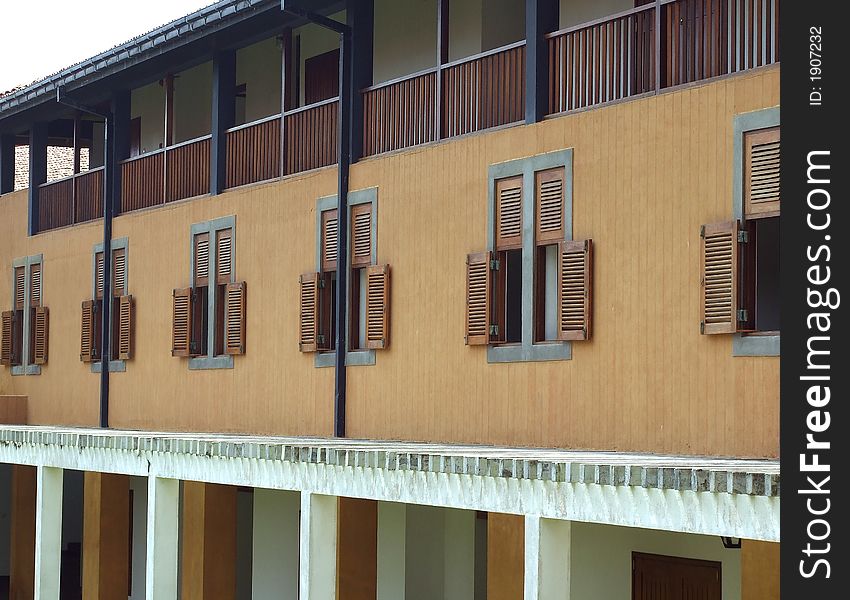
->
337;498;377;600
742;540;780;600
82;472;130;600
488;513;525;600
9;465;36;600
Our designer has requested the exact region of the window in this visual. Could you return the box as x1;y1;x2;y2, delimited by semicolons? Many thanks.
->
81;239;134;371
172;217;246;369
1;255;48;374
300;188;390;367
465;150;592;363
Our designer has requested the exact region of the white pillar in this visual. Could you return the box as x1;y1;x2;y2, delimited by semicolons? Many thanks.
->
524;516;571;600
299;492;338;600
377;502;406;600
443;509;475;600
252;489;300;600
34;466;63;600
145;477;179;600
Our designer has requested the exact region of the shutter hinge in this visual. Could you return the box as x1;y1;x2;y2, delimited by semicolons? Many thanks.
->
489;324;499;336
189;341;200;355
737;230;749;243
700;225;706;238
490;258;500;271
737;309;749;322
700;320;705;334
318;278;326;289
317;334;326;345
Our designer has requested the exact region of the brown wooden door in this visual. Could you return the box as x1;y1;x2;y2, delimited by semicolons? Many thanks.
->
633;552;721;600
304;49;340;105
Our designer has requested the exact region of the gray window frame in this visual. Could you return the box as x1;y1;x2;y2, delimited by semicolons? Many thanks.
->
90;237;129;374
732;107;780;357
10;254;43;376
486;149;574;363
188;215;237;370
315;188;378;368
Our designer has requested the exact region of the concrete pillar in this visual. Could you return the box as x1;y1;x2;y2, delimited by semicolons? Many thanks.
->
110;90;131;215
251;489;299;600
299;493;338;600
488;513;524;600
145;477;179;600
525;0;560;123
444;509;475;600
338;498;376;600
10;465;36;600
33;466;63;600
82;472;130;600
181;482;236;600
377;503;406;600
210;49;236;195
524;516;571;600
0;133;15;195
27;122;47;235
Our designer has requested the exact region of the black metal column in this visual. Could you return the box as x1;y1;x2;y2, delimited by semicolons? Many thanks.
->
211;49;237;195
347;0;373;163
0;133;15;195
111;91;131;216
525;0;559;124
27;122;47;236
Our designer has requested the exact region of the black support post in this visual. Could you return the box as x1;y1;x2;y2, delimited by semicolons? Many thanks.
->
28;122;48;236
435;0;449;140
0;133;15;195
111;91;131;216
347;0;373;163
525;0;559;124
211;49;237;195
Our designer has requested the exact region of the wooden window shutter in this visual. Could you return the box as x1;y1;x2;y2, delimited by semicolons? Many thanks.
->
495;176;523;250
351;204;372;268
365;264;390;349
33;306;48;365
557;239;593;341
536;168;565;244
745;127;780;217
29;263;42;307
321;209;338;272
95;252;105;298
465;252;493;345
14;266;25;310
194;232;210;286
216;228;233;284
700;220;741;335
112;248;127;297
80;300;96;362
172;287;194;357
299;273;320;352
224;282;247;355
118;295;134;361
1;310;12;366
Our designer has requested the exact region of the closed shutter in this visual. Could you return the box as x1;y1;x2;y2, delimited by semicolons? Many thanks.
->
80;300;96;362
465;252;493;345
700;220;740;335
194;232;210;287
557;239;593;341
29;263;42;307
536;168;565;244
745;127;780;217
224;282;247;355
14;266;25;310
33;307;48;365
322;209;338;272
299;273;320;352
172;287;194;357
365;264;390;349
95;252;105;298
112;248;127;297
118;295;134;360
216;228;233;284
351;204;372;268
495;176;523;250
1;310;12;366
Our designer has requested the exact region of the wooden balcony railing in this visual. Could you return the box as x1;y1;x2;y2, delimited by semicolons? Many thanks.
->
362;69;438;156
37;167;104;232
283;98;338;176
121;150;164;213
226;115;281;188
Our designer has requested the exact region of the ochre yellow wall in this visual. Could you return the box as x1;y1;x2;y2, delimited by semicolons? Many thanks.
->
487;513;524;600
742;540;779;600
0;66;779;457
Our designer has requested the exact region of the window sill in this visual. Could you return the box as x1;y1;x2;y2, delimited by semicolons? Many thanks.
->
91;360;127;373
189;355;234;370
315;350;376;368
487;342;571;363
733;333;780;357
11;365;41;376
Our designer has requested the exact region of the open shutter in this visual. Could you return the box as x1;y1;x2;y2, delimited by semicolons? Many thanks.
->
700;221;740;334
321;209;338;272
465;252;492;345
224;282;246;355
194;233;210;287
1;311;12;366
351;204;372;268
745;127;780;217
172;288;193;357
557;239;593;341
536;168;565;243
112;248;127;297
95;252;105;298
216;228;233;284
299;273;320;352
14;266;25;310
29;263;42;307
365;264;390;349
495;176;523;250
118;295;134;360
33;307;48;365
80;300;96;362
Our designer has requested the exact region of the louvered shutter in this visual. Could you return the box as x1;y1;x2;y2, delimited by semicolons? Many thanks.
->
365;264;390;349
112;248;127;297
557;239;593;341
29;263;42;307
700;221;741;335
95;252;105;299
745;127;780;217
14;266;25;310
172;288;193;357
80;300;96;362
1;311;12;366
299;273;320;352
33;307;48;365
465;252;493;345
224;282;246;355
216;228;233;285
495;176;523;250
322;209;338;272
351;204;372;268
118;295;134;360
536;168;565;243
194;233;210;287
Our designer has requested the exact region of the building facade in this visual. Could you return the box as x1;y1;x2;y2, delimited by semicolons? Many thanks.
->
0;0;780;598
